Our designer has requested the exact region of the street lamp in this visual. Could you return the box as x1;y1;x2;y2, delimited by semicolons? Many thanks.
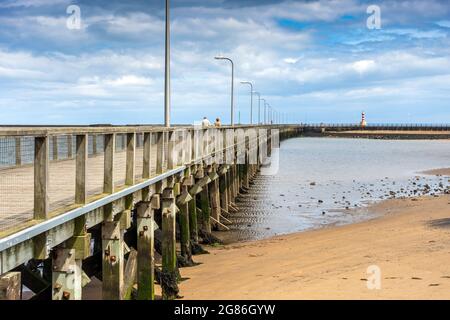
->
164;0;170;127
240;81;253;124
268;105;272;124
261;98;266;125
253;92;261;124
264;102;268;124
215;55;234;126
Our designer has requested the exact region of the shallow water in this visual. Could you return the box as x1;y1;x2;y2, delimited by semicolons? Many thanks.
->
222;137;450;243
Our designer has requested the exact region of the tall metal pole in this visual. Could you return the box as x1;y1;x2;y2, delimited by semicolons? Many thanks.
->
240;81;253;124
253;92;261;125
264;102;267;124
164;0;170;127
215;56;234;126
261;98;266;124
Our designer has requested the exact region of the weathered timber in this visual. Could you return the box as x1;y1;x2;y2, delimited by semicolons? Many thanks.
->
136;200;156;300
0;272;21;300
75;134;87;204
102;221;123;300
51;248;82;300
123;248;137;300
34;136;49;220
161;187;178;300
178;185;194;266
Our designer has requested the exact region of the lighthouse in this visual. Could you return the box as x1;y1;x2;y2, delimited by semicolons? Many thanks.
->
360;112;367;127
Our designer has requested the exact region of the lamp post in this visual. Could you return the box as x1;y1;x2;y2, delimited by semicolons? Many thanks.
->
253;92;261;124
268;105;272;124
261;98;266;125
215;56;234;126
164;0;170;127
264;102;268;124
240;81;253;124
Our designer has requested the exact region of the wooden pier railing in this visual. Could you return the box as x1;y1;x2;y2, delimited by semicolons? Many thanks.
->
0;124;301;300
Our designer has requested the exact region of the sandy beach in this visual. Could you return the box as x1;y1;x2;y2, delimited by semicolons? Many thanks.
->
179;195;450;300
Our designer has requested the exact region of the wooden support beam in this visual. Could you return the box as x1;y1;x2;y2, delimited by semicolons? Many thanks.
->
52;135;58;161
199;186;211;234
15;137;21;166
103;134;115;194
34;136;49;220
167;130;176;169
209;176;221;225
179;185;193;265
0;272;21;300
75;134;87;205
136;201;155;300
102;221;123;300
125;132;136;186
51;248;82;300
219;214;232;224
92;135;98;155
219;170;229;213
67;135;73;159
143;132;151;179
123;248;137;300
156;132;164;175
161;187;178;300
188;195;199;248
210;216;230;231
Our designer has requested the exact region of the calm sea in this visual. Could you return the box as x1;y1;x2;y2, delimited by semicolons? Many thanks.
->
224;137;450;242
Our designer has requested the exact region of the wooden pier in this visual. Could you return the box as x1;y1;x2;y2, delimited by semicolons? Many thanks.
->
0;124;301;300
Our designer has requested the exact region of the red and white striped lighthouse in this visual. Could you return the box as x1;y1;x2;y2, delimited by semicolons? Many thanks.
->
360;112;367;127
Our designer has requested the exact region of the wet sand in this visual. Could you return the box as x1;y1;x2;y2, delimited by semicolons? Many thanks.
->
179;195;450;299
421;168;450;176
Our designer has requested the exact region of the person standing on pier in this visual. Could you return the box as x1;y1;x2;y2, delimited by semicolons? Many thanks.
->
214;118;221;127
202;116;212;128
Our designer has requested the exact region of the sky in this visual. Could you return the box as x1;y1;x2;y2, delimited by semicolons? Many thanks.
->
0;0;450;125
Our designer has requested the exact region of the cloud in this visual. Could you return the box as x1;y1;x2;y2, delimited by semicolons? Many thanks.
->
352;60;376;74
1;0;450;124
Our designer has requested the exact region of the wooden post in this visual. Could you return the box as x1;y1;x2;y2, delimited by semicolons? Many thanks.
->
219;169;228;213
209;173;221;224
122;134;126;151
243;135;250;189
136;199;158;300
64;212;90;301
226;168;233;205
142;132;152;201
52;135;58;161
102;220;123;300
126;132;136;186
123;248;137;300
156;132;164;175
167;130;176;170
51;248;82;300
200;185;211;233
15;137;21;166
104;134;115;195
188;195;199;247
92;135;98;155
161;187;178;300
75;135;87;205
179;187;192;264
103;134;115;222
34;136;49;220
67;135;73;159
0;272;21;300
143;132;151;179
